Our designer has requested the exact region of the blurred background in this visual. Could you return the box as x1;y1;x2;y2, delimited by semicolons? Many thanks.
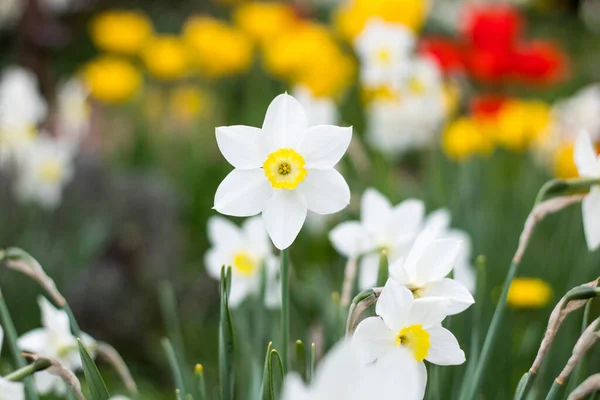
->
1;0;600;398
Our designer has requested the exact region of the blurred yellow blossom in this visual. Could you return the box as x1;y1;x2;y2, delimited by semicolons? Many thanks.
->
263;22;354;97
507;278;553;309
142;35;190;80
442;117;493;161
494;100;551;151
183;16;253;78
83;57;142;103
335;0;428;40
170;86;210;122
553;142;579;179
90;10;153;55
234;2;299;45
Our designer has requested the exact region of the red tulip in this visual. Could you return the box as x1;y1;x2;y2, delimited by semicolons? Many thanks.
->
419;37;464;74
470;95;507;117
463;4;523;53
464;48;511;83
510;41;568;84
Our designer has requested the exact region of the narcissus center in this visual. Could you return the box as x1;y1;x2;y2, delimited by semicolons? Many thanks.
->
233;251;257;276
263;148;307;189
395;324;430;362
377;48;392;64
39;159;64;184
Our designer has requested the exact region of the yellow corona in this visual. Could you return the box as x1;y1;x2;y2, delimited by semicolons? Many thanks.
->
396;324;430;362
263;148;307;189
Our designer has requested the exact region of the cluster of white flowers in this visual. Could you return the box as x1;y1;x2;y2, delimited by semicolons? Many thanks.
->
575;131;600;251
0;67;89;209
354;19;447;158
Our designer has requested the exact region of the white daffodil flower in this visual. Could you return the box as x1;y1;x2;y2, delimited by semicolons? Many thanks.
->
353;279;465;392
292;86;338;127
329;188;425;288
213;93;352;250
388;225;475;315
282;340;424;400
18;297;96;396
13;136;75;210
205;216;281;308
574;131;600;251
354;19;415;89
366;57;446;158
0;326;25;400
0;67;47;165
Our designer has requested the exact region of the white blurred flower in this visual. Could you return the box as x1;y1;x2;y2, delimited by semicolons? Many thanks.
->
0;67;47;164
353;279;465;391
366;57;446;157
0;0;24;30
18;297;96;396
282;340;424;400
354;19;415;90
0;326;25;400
292;86;338;127
205;216;280;308
39;0;72;14
574;131;600;251
13;136;74;209
329;188;425;288
214;93;352;250
389;226;474;315
56;78;90;149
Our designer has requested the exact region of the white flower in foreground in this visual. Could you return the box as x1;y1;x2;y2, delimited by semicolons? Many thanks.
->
0;67;47;164
366;57;446;157
13;136;75;209
0;326;25;400
389;225;474;315
205;216;280;308
329;188;424;288
18;297;96;396
292;86;338;127
354;19;415;89
353;279;465;391
282;340;424;400
214;93;352;250
574;131;600;251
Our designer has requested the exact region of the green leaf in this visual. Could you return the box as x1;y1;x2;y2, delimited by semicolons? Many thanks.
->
309;343;316;383
78;338;110;400
376;250;388;287
295;340;306;382
195;364;207;400
220;266;235;400
261;343;284;400
162;338;186;400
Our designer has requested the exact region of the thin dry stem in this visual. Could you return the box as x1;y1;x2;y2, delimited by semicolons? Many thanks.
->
557;318;600;384
514;195;585;264
341;258;358;307
531;279;600;373
23;353;85;400
97;342;138;394
567;373;600;400
6;259;65;307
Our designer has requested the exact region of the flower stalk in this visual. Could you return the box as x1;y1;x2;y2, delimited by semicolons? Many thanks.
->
4;357;50;381
280;248;290;372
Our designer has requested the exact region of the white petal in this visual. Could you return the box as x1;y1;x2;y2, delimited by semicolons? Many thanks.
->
365;348;427;400
215;125;267;169
329;221;369;258
312;341;364;398
282;373;311;400
242;216;271;257
38;297;70;334
389;257;411;286
0;325;3;355
296;169;350;215
583;185;600;251
204;249;230;280
358;253;380;290
387;199;425;240
264;256;281;309
575;131;600;177
207;216;242;249
33;371;62;395
262;93;308;151
297;125;352;169
420;279;475;315
214;169;273;217
0;378;25;400
423;208;451;238
411;239;462;285
361;188;392;234
17;329;48;353
227;277;256;308
353;316;396;364
425;325;466;366
376;279;413;332
262;189;307;250
407;298;450;328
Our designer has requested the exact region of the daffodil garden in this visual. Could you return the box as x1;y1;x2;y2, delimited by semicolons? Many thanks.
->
1;0;600;399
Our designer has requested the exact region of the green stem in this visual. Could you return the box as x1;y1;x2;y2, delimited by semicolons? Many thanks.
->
376;250;389;288
63;303;83;339
461;260;520;400
515;371;536;400
280;249;290;373
544;380;563;400
0;290;39;400
5;359;51;381
535;178;600;205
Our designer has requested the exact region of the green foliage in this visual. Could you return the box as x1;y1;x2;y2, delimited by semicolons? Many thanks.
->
78;339;110;400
